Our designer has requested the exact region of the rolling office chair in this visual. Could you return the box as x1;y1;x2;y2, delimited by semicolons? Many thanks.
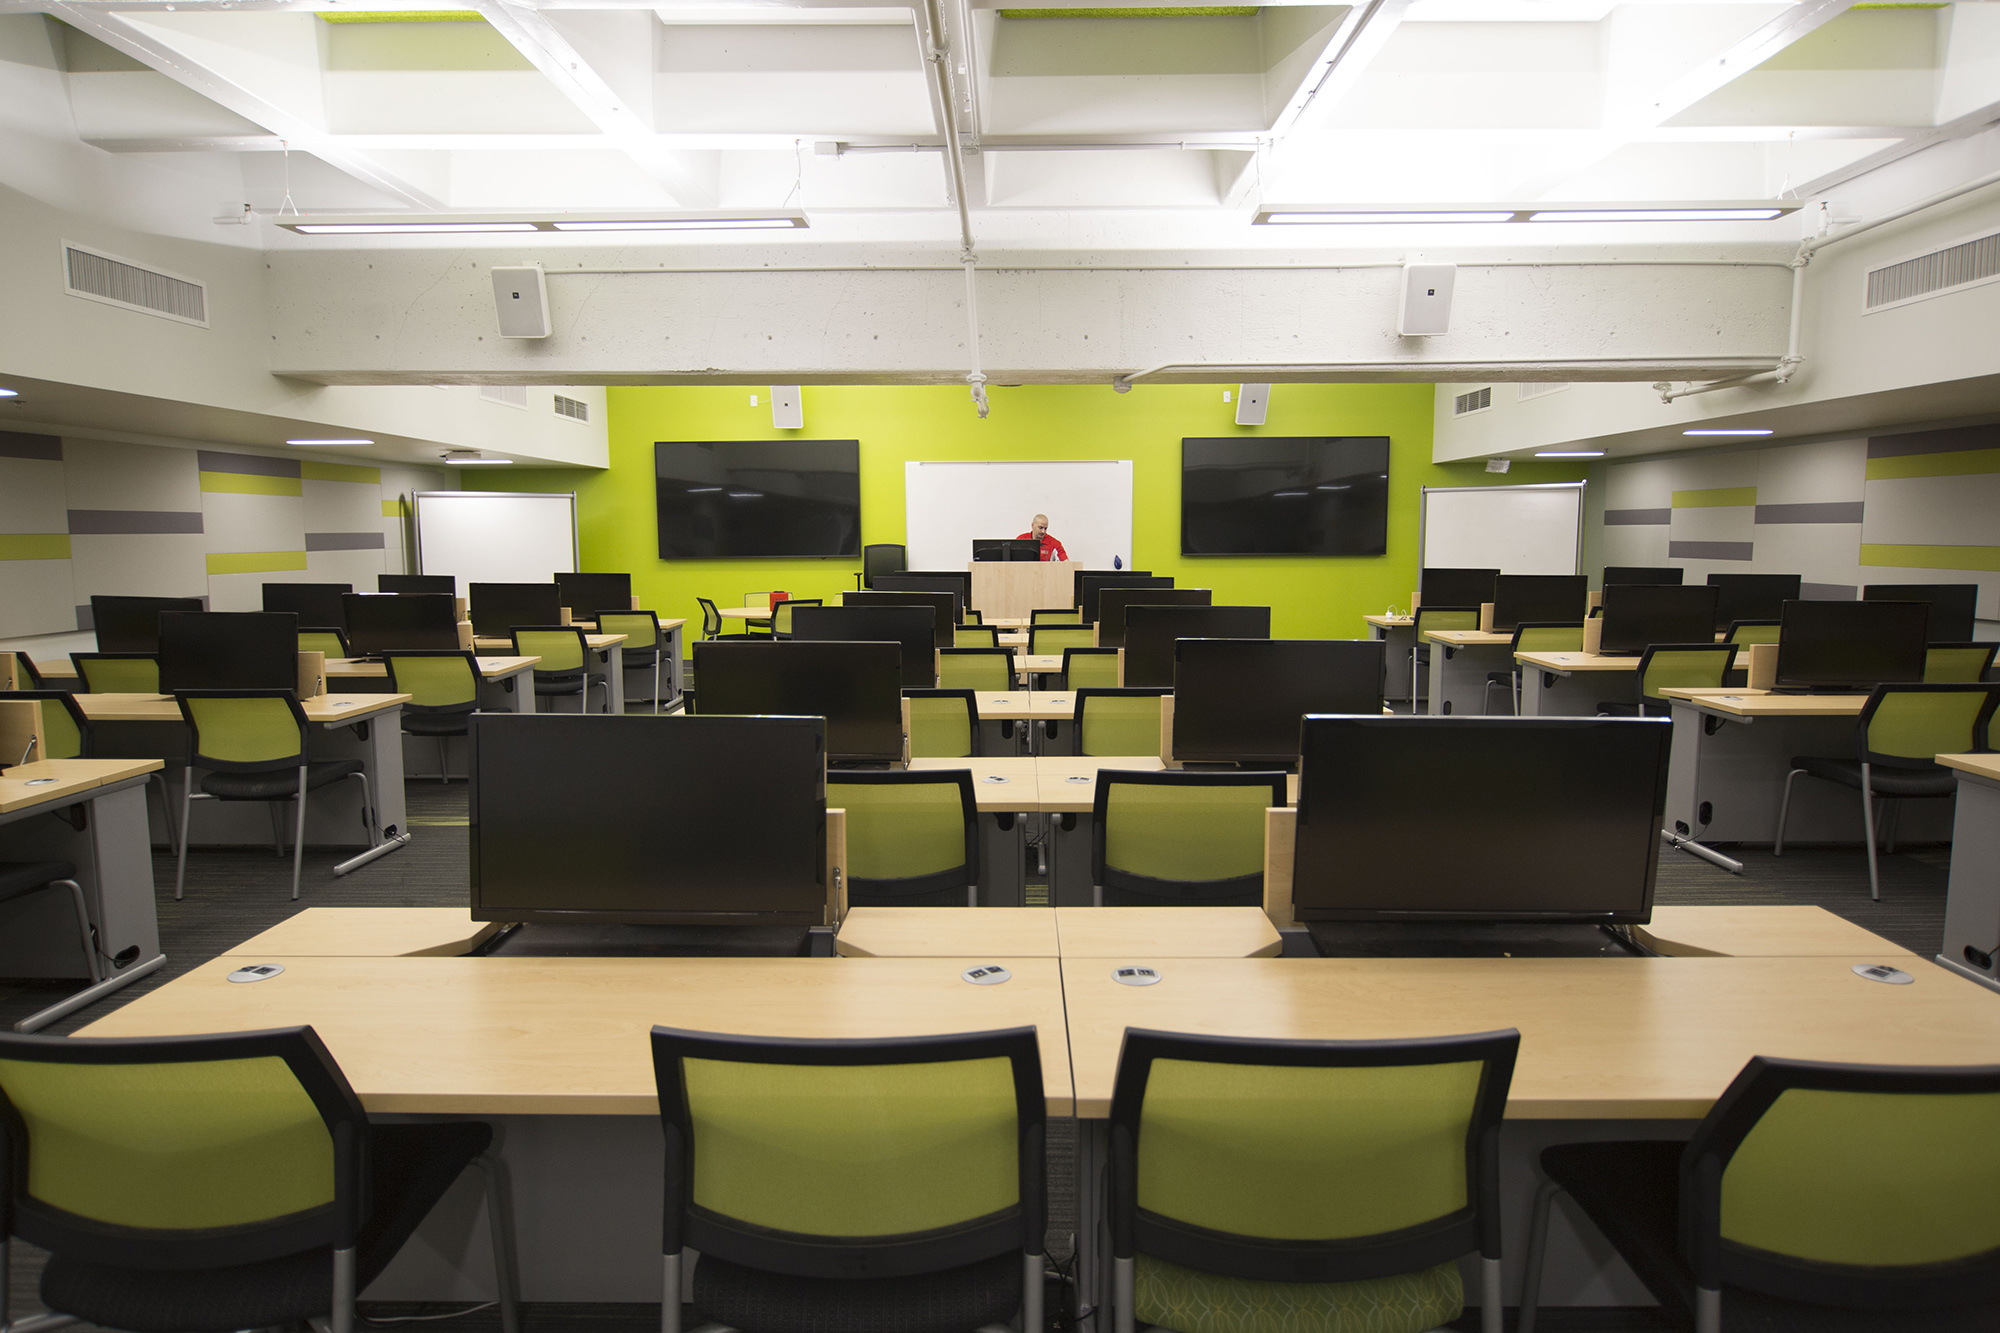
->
856;542;907;590
1925;643;1997;683
1030;608;1081;624
1029;625;1094;655
1090;768;1286;906
1060;647;1120;692
954;624;1000;648
1410;607;1480;710
383;650;484;782
963;609;984;625
1721;619;1781;685
6;652;48;689
1108;1028;1519;1333
769;597;820;640
1073;688;1168;757
1597;642;1736;718
69;653;159;694
0;689;181;857
695;597;754;642
512;626;609;713
298;628;350;659
1485;621;1584;714
937;647;1017;692
596;610;670;711
828;769;980;906
905;689;982;758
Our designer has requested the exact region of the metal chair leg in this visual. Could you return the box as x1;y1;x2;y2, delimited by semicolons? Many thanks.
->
1696;1285;1721;1333
1481;1256;1502;1333
268;799;287;857
291;765;310;900
332;1245;357;1333
174;777;196;900
1518;1177;1562;1333
439;735;449;783
472;1151;521;1333
1861;763;1881;901
662;1251;682;1333
1773;768;1806;856
1022;1251;1044;1333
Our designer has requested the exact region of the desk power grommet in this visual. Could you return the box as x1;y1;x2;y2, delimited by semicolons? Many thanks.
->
962;964;1011;985
24;778;58;787
1114;966;1161;987
982;774;1010;784
228;963;285;984
1852;964;1913;986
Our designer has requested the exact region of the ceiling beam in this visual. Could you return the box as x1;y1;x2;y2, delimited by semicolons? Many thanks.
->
1792;97;2000;199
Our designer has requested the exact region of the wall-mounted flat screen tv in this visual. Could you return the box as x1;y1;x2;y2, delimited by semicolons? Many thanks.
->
656;440;861;559
1181;437;1390;556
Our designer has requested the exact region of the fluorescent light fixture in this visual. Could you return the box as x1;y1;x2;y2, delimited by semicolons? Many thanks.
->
277;210;808;236
1254;201;1801;226
286;437;373;446
686;486;722;493
1529;209;1785;223
292;223;538;235
1534;450;1604;457
442;453;513;464
1683;428;1774;436
550;217;801;232
0;387;17;398
1259;211;1515;225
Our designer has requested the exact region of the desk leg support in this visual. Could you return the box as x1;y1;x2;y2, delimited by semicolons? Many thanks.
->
1660;827;1744;875
1075;1118;1108;1333
15;951;165;1033
335;714;410;877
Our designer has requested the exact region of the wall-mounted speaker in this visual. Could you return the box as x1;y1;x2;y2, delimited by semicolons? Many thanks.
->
771;385;804;430
1397;263;1455;336
491;266;551;339
1234;383;1270;426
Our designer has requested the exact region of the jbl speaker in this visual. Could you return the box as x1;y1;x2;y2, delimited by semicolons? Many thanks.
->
1397;263;1455;336
1234;383;1270;426
771;385;804;430
491;266;551;339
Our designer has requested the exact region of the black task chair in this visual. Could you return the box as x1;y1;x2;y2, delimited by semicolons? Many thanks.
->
857;542;907;590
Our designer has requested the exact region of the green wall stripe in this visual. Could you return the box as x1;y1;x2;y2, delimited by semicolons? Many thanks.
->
200;471;304;497
1859;544;2000;572
302;460;383;485
1672;486;1757;509
206;550;309;575
1865;448;2000;481
382;500;405;517
0;534;72;561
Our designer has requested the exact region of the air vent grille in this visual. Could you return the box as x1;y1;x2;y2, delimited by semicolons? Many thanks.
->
1866;231;2000;312
480;385;529;409
63;244;207;326
554;394;589;422
1517;382;1570;401
1453;387;1492;417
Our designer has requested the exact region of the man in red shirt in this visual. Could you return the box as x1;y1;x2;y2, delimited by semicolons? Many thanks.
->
1016;513;1069;562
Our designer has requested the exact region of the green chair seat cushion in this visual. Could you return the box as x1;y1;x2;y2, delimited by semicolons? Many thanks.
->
1133;1253;1462;1333
691;1249;1020;1333
199;759;363;801
401;711;474;737
533;676;585;695
1790;756;1954;799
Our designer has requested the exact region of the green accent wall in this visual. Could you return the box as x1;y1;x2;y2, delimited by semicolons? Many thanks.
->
483;384;1589;644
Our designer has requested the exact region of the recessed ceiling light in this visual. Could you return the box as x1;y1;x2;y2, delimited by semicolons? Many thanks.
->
1535;450;1604;457
0;388;18;399
1682;429;1774;437
549;217;802;232
287;437;373;446
442;453;513;464
1529;208;1786;223
1258;211;1516;225
292;222;539;235
1253;201;1801;227
277;211;809;236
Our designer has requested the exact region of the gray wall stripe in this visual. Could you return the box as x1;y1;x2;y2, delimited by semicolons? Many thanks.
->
1668;540;1755;561
67;509;205;535
1754;501;1866;525
0;431;62;461
1605;507;1671;526
304;531;387;551
74;605;92;631
1867;424;2000;459
196;450;301;478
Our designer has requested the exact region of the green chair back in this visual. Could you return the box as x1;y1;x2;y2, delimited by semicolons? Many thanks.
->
1075;689;1163;757
1859;684;1999;763
770;599;821;638
298;630;349;659
1414;608;1480;636
1063;648;1121;690
1093;771;1283;897
829;771;977;901
906;690;980;758
176;692;308;770
0;691;88;760
383;652;481;710
1030;626;1094;654
1638;643;1734;701
1512;623;1583;654
696;597;725;638
513;628;588;676
955;626;1000;648
1031;609;1081;625
1727;620;1781;646
1924;644;1996;684
937;649;1015;692
963;609;983;625
72;654;159;694
598;611;661;651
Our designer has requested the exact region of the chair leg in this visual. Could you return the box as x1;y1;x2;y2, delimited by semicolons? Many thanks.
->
1696;1285;1721;1333
1481;1256;1502;1333
1773;768;1806;856
55;878;102;985
1113;1255;1136;1333
472;1151;521;1333
291;766;309;901
1022;1251;1044;1333
1518;1177;1563;1333
662;1251;682;1333
439;735;450;783
268;798;286;858
331;1244;357;1333
174;777;195;900
1884;796;1901;855
1860;763;1880;902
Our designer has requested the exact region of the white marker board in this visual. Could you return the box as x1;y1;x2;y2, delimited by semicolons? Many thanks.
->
905;461;1134;569
415;491;577;587
1420;482;1584;575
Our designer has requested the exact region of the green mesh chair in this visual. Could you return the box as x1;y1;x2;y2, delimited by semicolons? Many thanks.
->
955;625;1000;648
1075;688;1167;758
69;653;159;694
770;598;821;641
298;628;350;659
1598;642;1736;718
1726;619;1781;646
1487;621;1585;713
906;689;982;758
512;626;607;713
599;610;670;711
963;609;983;625
1926;643;1997;683
1031;609;1082;625
829;769;979;906
1031;625;1095;655
384;650;484;783
1411;607;1480;708
696;597;755;642
1776;682;2000;901
0;1025;519;1333
1062;647;1121;691
1091;768;1286;906
172;690;380;902
650;1025;1045;1333
938;647;1017;692
1521;1055;2000;1333
1110;1027;1520;1333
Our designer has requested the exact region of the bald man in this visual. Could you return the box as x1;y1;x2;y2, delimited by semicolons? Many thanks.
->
1016;513;1069;562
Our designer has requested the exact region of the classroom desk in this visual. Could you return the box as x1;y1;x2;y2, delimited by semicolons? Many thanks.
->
1633;904;1912;957
835;905;1062;957
832;905;1280;959
1363;613;1416;705
0;757;167;1028
1939;752;2000;994
226;907;501;957
72;692;413;871
1422;628;1515;715
1513;651;1641;716
1039;756;1166;904
904;756;1038;904
472;634;628;714
330;655;540;720
713;606;770;625
986;617;1030;629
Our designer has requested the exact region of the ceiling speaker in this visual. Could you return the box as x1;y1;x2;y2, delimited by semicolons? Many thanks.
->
771;385;804;430
491;266;551;339
1234;383;1270;426
1397;263;1456;336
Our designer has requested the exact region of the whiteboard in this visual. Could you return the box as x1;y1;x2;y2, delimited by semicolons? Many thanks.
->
1420;483;1585;575
905;461;1133;569
415;492;577;587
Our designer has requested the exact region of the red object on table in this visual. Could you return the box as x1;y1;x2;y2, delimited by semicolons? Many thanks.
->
769;591;789;606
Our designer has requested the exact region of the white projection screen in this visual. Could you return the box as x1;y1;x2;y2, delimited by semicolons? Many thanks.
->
1419;482;1585;575
414;491;578;587
905;461;1134;569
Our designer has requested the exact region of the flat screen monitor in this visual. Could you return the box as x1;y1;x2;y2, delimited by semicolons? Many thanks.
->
1123;606;1271;688
1073;568;1148;611
470;713;827;926
1292;715;1671;924
1419;568;1499;608
470;583;563;638
655;439;861;558
92;595;206;653
1097;588;1212;648
1864;583;1979;643
1603;566;1683;586
1707;573;1802;630
875;573;972;615
555;572;632;619
1775;600;1928;692
692;640;903;764
379;574;455;595
842;591;957;644
342;593;461;655
789;605;937;689
1492;575;1588;631
1079;574;1172;625
1173;639;1385;766
158;612;299;692
973;538;1042;562
262;583;351;631
1597;585;1720;657
1182;436;1390;556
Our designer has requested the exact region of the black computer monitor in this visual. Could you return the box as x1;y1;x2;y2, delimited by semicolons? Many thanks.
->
875;572;972;617
842;591;957;644
555;572;632;619
1097;588;1212;648
1492;575;1588;631
469;583;563;638
1707;573;1802;631
1292;715;1671;924
973;538;1042;562
1173;639;1385;766
1123;606;1271;688
1597;585;1720;656
1419;568;1499;608
469;713;828;927
379;573;455;595
692;640;904;764
1079;574;1173;625
342;593;461;655
261;583;352;631
1774;600;1928;692
91;595;206;653
789;605;937;689
157;612;299;693
1864;584;1979;643
1602;566;1683;586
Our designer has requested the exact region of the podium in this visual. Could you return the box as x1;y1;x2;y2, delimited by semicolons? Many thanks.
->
969;561;1073;619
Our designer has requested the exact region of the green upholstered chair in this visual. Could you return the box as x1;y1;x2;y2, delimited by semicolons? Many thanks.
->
955;625;1000;648
1410;607;1480;708
650;1025;1044;1333
512;626;606;713
906;688;982;758
1031;625;1095;655
1487;621;1585;713
172;690;380;902
828;769;979;906
1598;642;1736;718
298;628;350;659
1063;647;1121;691
1031;608;1081;624
963;609;983;625
1776;682;2000;900
696;596;754;641
1075;688;1167;758
1109;1027;1520;1333
1091;768;1286;906
769;598;821;641
1926;643;1997;683
1725;619;1781;646
938;648;1016;692
0;1025;519;1333
1521;1055;2000;1333
598;610;669;711
69;653;158;694
384;650;484;783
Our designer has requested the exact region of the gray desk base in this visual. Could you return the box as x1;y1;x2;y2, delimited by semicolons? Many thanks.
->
1939;766;2000;993
1521;667;1633;718
1371;623;1416;705
1428;642;1512;716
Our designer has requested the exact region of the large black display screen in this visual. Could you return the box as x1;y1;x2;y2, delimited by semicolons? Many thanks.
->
656;440;860;558
1181;437;1390;556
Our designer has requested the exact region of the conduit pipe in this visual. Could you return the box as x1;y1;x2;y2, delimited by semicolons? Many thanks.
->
917;0;988;417
1114;357;1784;391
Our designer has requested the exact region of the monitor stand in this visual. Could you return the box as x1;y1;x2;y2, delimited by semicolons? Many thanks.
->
479;923;834;958
1308;922;1650;960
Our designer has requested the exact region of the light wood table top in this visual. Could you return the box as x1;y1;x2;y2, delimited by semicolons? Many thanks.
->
1020;655;1064;673
1658;688;1869;718
78;955;1075;1117
985;617;1030;628
1055;907;1280;959
72;693;411;724
998;632;1030;648
225;908;501;958
1940;753;2000;783
1516;651;1642;672
1424;629;1515;647
1059;954;2000;1119
973;691;1077;721
0;757;164;814
836;907;1061;958
1363;614;1414;629
1036;756;1166;811
907;756;1041;811
473;633;626;654
327;656;539;680
571;617;688;634
714;607;771;622
1633;906;1911;958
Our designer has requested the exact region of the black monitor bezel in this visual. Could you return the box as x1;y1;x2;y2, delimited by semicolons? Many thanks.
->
1419;568;1499;608
1079;574;1173;625
1122;606;1272;688
554;572;633;618
261;582;353;631
690;639;905;764
1706;573;1803;631
1096;588;1212;648
469;583;565;638
379;573;456;596
91;595;207;653
788;605;938;690
1774;599;1929;692
341;593;462;655
1602;566;1684;587
1172;639;1386;765
1491;575;1588;632
157;611;300;693
1596;584;1721;657
842;590;958;643
1863;583;1980;644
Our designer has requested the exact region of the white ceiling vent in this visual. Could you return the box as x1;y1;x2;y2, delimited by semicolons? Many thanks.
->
480;384;530;409
63;242;207;327
1865;230;2000;313
554;394;590;422
1453;387;1492;417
